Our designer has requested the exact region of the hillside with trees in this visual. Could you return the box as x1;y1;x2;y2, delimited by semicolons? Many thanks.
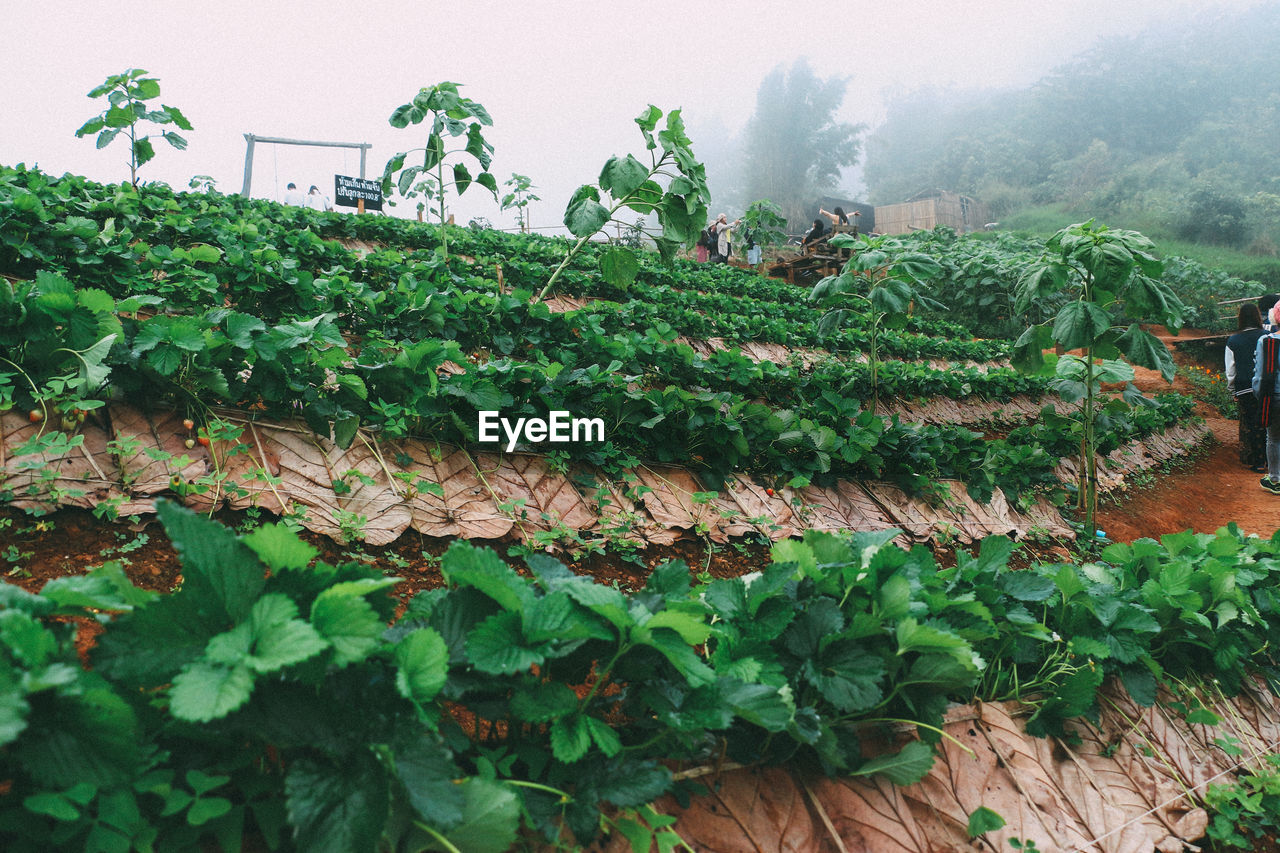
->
864;3;1280;265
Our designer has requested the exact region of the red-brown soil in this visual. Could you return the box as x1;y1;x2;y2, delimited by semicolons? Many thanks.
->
1095;328;1280;542
0;503;774;666
0;504;773;603
1096;413;1280;541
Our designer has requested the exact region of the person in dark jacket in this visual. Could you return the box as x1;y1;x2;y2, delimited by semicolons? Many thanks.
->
1227;302;1268;471
801;218;825;248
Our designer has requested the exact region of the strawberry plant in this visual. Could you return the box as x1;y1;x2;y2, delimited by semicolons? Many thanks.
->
74;69;193;188
0;270;119;421
8;509;1280;848
1205;755;1280;849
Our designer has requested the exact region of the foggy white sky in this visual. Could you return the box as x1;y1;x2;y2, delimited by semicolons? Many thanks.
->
1;0;1266;233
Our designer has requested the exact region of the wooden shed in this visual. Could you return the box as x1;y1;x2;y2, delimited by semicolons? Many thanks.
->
873;190;990;235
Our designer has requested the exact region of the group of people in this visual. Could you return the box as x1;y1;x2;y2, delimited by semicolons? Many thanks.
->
693;205;864;263
1225;293;1280;491
282;181;332;211
696;214;748;264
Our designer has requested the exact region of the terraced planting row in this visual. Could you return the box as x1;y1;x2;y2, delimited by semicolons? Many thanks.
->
0;407;1209;552
0;166;1200;521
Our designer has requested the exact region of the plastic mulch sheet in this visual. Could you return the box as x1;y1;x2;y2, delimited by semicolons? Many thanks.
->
590;676;1276;852
0;405;1204;550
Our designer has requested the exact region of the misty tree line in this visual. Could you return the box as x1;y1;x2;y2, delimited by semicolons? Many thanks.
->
862;4;1280;251
728;59;864;229
723;4;1279;253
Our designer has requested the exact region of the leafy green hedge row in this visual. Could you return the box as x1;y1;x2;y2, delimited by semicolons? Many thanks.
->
0;268;1190;497
6;163;1253;359
897;228;1266;338
467;252;1010;363
0;164;1199;498
1159;255;1261;332
0;165;1197;498
0;164;1005;364
3;505;1279;851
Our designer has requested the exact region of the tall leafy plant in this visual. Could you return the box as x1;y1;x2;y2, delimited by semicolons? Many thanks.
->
809;234;944;411
1010;220;1185;541
535;105;710;301
739;199;790;261
500;173;540;233
75;69;193;188
381;82;498;260
403;174;439;223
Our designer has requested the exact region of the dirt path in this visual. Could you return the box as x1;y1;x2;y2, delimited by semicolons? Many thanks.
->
1096;412;1280;540
1097;329;1280;541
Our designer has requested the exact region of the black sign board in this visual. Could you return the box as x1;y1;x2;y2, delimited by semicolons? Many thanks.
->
334;175;382;211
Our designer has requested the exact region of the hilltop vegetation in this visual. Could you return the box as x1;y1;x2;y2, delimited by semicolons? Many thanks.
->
865;3;1280;284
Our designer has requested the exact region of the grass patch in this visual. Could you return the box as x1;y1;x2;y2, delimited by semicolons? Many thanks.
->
994;204;1080;236
995;205;1280;291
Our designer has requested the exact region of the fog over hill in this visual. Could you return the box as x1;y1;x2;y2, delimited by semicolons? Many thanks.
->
861;2;1280;250
3;0;1265;236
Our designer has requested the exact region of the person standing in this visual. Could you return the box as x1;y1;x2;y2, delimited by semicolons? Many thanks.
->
1252;304;1280;493
713;213;739;264
744;226;762;266
696;223;712;262
306;185;332;211
1261;294;1280;332
1227;302;1267;471
282;182;306;206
